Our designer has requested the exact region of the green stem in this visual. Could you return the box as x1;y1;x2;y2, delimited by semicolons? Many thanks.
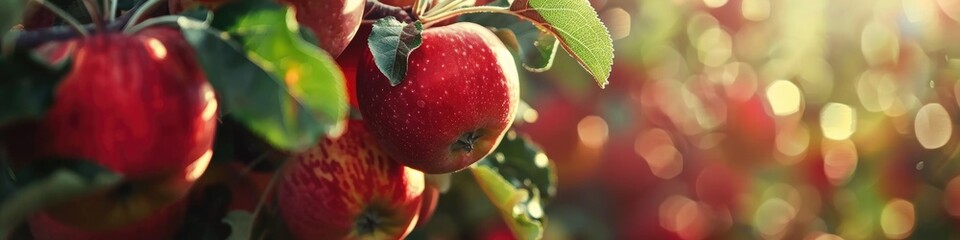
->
108;0;118;21
31;0;90;36
123;15;180;34
124;11;212;34
123;0;165;32
421;5;512;27
422;0;468;19
412;0;425;19
81;0;104;30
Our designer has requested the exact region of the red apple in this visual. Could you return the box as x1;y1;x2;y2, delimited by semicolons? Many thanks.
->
278;0;364;57
415;185;440;227
357;22;519;174
28;26;217;231
336;24;372;108
277;120;426;239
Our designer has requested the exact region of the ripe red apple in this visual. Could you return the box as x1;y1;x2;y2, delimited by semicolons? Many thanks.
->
357;22;520;174
277;120;426;239
278;0;364;57
415;185;440;227
28;26;217;231
336;24;372;108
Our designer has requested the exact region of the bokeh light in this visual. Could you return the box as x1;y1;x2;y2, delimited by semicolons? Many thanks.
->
880;199;915;239
635;128;684;179
914;103;952;149
820;103;857;140
766;80;802;116
408;0;960;238
577;115;609;149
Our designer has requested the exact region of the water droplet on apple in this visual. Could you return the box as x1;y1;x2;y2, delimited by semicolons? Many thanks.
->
417;100;426;108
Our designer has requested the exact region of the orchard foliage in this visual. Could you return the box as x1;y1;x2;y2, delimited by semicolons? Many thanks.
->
0;0;613;239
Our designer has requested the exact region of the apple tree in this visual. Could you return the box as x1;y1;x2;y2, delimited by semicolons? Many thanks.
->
0;0;614;239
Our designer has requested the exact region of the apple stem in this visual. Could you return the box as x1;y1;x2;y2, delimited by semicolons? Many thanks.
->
422;0;468;19
419;5;512;27
123;0;166;32
412;0;429;19
30;0;91;36
107;0;118;21
3;0;151;54
80;0;105;31
250;159;285;236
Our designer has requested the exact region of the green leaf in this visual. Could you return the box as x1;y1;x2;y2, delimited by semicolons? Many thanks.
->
368;17;423;86
509;0;613;88
218;1;348;147
478;130;556;201
0;51;71;126
223;210;253;240
0;157;122;236
461;14;559;72
176;1;348;150
470;166;543;240
469;131;557;240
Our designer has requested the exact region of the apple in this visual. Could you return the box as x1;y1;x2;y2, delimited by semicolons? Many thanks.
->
277;120;425;239
26;26;217;231
336;24;372;108
415;185;440;227
357;22;519;174
277;0;364;57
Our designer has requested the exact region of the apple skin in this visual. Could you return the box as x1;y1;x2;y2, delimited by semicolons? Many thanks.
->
336;24;372;108
415;185;440;227
277;120;426;240
357;22;520;174
28;199;188;240
278;0;364;57
29;27;217;229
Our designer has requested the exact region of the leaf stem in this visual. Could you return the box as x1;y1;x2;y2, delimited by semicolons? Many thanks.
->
412;0;427;19
31;0;90;36
123;15;180;34
80;0;105;30
124;11;212;34
420;5;512;27
249;159;286;239
108;0;118;21
123;0;166;32
422;0;468;19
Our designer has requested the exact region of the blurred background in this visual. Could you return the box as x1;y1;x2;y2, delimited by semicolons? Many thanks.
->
413;0;960;239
